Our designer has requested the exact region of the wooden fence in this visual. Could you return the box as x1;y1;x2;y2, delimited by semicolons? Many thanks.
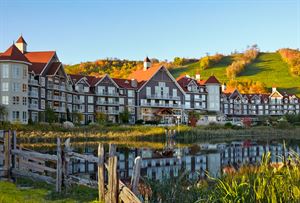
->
0;130;142;203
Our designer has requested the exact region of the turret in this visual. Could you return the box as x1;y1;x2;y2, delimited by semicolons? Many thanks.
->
15;35;27;53
143;57;151;71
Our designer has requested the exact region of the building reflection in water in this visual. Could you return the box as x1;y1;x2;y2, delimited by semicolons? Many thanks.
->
69;140;300;182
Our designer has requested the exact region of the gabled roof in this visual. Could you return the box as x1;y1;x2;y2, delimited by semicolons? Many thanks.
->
25;51;56;74
128;64;162;82
46;62;62;75
112;78;137;89
16;36;27;44
69;74;101;87
0;44;31;64
176;76;201;92
205;75;220;84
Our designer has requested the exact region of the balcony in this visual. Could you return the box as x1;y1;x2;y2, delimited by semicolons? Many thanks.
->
48;84;66;91
146;94;180;100
141;102;182;108
96;91;119;97
48;95;66;101
28;79;39;86
53;107;66;112
194;97;203;102
96;109;119;115
28;104;39;110
29;91;39;98
96;100;119;105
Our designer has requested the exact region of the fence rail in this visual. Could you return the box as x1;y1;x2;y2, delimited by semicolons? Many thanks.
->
0;130;142;203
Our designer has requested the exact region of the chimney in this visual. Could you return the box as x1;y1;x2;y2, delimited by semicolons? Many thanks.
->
186;74;190;78
272;87;277;93
195;73;200;80
131;79;137;88
222;83;226;92
143;57;151;71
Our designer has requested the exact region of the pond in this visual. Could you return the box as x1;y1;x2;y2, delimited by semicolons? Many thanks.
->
22;136;300;182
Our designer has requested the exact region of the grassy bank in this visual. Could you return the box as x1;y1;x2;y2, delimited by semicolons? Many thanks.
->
0;178;99;203
148;152;300;203
13;124;300;144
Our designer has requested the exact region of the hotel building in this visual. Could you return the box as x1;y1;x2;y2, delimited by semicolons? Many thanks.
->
0;36;299;124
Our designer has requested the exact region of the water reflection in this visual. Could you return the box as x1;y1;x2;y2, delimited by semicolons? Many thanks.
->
68;139;300;181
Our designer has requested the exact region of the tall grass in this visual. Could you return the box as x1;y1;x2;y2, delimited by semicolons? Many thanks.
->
199;151;300;202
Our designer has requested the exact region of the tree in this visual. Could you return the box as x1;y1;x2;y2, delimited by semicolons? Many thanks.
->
95;112;107;124
0;105;7;121
45;106;58;123
72;111;84;125
119;108;130;124
173;57;184;67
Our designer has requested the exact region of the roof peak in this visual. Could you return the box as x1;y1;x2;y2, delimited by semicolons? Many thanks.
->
16;35;27;44
144;56;151;62
0;44;30;64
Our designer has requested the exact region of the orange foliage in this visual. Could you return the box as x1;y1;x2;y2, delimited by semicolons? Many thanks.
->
278;48;300;76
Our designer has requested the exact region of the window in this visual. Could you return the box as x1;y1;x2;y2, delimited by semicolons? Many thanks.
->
128;90;134;97
88;105;94;113
12;111;20;121
40;77;45;86
88;96;93;103
12;64;21;79
146;87;151;96
119;98;124;105
22;84;27;92
22;97;27;106
185;94;190;101
12;83;20;92
173;89;177;98
2;82;9;91
23;67;27;79
13;96;20;105
22;112;27;122
1;64;9;78
80;95;85;103
2;96;9;105
128;98;134;105
41;100;45;109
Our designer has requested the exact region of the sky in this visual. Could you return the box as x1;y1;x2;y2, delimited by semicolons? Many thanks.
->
0;0;299;64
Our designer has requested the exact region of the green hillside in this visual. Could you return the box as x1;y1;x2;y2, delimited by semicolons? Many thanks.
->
170;52;300;96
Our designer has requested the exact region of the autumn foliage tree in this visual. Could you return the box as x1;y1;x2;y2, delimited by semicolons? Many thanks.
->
278;48;300;76
226;79;267;94
226;45;259;79
199;54;224;70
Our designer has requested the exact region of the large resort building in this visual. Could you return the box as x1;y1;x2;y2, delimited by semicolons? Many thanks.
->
0;37;300;124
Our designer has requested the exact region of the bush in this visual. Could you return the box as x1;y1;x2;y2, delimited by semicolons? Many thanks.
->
224;122;233;128
145;120;159;125
135;119;144;125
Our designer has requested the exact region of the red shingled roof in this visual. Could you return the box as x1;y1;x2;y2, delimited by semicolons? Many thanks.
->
205;75;220;84
128;64;162;82
25;51;56;74
0;44;31;64
112;78;137;89
16;36;27;44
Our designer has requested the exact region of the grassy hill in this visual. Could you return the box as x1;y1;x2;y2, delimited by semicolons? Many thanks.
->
170;52;300;96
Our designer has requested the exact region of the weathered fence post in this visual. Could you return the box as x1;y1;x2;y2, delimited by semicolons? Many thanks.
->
108;144;118;203
64;138;71;188
56;138;62;193
4;131;11;179
12;131;17;171
98;143;105;202
131;156;142;195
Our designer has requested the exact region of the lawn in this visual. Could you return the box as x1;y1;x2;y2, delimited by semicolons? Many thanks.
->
0;179;99;203
170;52;300;96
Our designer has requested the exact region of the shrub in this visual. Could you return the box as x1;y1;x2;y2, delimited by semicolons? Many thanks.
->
135;119;144;125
